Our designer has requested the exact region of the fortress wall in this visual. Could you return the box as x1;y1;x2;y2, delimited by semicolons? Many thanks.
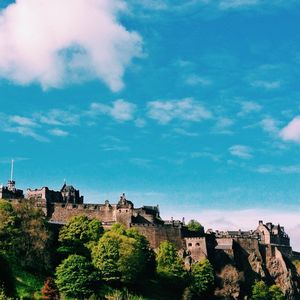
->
235;238;260;253
115;208;134;227
185;237;207;262
50;203;117;224
272;245;293;258
132;224;184;249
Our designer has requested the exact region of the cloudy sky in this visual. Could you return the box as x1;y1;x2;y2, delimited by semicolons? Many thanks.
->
1;0;300;247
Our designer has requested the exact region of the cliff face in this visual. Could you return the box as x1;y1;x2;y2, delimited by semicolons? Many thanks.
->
210;239;300;299
265;247;300;299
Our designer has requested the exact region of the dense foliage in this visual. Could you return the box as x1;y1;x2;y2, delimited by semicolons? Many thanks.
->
251;281;284;300
92;223;155;284
156;240;188;288
58;214;103;257
187;219;203;232
190;259;215;298
55;254;99;298
13;199;51;271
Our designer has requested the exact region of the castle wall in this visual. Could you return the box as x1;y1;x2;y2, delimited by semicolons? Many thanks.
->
131;223;185;249
115;207;134;227
50;203;118;227
185;237;207;262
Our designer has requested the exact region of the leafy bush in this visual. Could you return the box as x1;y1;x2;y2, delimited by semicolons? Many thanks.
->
55;254;99;298
156;241;188;288
92;224;155;284
58;214;103;257
190;259;215;298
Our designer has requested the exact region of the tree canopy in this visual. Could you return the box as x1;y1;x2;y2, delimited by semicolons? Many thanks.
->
55;254;99;298
0;199;51;272
190;258;215;298
251;281;284;300
58;214;103;257
156;241;187;287
92;224;155;284
187;219;203;232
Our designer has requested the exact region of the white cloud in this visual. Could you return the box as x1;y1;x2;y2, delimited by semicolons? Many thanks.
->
251;80;281;90
260;117;279;134
9;115;37;127
184;74;211;86
173;128;199;137
280;116;300;143
255;164;300;174
0;0;142;91
147;98;212;124
134;118;146;128
36;109;80;126
219;0;259;9
4;125;48;142
238;101;262;117
213;117;234;134
229;145;253;159
90;99;136;121
48;128;69;137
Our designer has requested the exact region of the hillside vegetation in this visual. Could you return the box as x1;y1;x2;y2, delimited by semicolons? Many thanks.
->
0;199;285;299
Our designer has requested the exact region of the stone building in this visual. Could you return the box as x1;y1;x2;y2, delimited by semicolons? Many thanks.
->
0;180;23;200
27;183;83;217
257;220;290;246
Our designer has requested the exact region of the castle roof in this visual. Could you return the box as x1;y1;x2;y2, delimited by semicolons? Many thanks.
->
60;184;77;192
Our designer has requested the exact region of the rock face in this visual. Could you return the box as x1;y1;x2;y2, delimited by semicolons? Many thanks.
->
209;238;300;299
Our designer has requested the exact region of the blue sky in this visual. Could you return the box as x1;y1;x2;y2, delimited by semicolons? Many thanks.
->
1;0;300;245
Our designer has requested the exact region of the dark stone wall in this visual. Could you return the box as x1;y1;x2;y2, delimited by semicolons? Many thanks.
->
131;224;185;249
50;203;119;226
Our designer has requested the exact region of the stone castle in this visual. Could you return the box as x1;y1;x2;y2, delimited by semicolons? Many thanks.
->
1;177;300;298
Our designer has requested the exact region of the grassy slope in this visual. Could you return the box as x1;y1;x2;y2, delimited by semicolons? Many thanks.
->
13;265;46;299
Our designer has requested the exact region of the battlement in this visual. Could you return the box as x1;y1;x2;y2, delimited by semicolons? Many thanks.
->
53;202;116;210
213;229;260;240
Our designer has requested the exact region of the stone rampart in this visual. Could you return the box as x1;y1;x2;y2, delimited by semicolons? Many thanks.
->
131;223;184;249
185;237;207;262
50;203;119;225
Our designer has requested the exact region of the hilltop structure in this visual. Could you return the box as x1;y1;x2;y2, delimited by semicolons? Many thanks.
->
1;176;299;298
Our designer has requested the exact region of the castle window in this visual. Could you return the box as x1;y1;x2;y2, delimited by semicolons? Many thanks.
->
126;210;128;213
188;243;192;247
196;243;200;247
119;210;121;213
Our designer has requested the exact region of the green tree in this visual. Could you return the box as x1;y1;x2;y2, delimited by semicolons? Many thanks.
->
156;241;188;287
0;199;50;271
187;219;203;232
269;285;284;300
92;224;153;284
190;259;214;298
126;228;156;279
55;254;99;298
0;200;19;255
251;280;270;300
13;199;51;271
58;215;103;257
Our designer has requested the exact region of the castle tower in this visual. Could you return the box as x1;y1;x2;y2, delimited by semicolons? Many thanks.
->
7;159;16;191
